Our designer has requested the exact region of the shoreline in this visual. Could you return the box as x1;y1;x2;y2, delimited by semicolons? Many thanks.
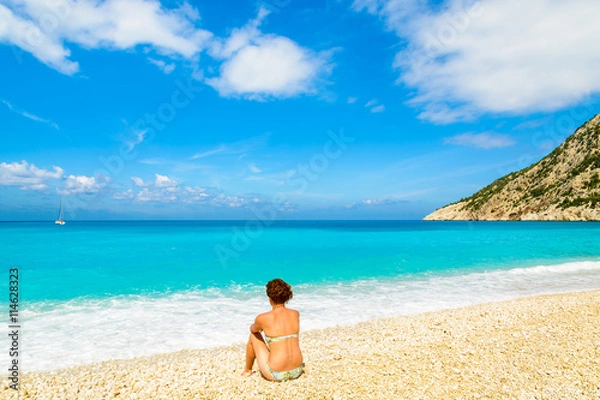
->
14;259;600;372
4;289;599;399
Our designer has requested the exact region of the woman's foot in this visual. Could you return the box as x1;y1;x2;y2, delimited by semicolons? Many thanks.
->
241;369;253;377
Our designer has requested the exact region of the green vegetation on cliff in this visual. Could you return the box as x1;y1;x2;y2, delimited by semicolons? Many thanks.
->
425;114;600;220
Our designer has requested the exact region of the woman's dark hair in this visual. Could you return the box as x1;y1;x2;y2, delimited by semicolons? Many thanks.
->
266;278;293;304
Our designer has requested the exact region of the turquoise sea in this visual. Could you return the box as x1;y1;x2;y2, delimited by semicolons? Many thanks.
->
2;220;600;371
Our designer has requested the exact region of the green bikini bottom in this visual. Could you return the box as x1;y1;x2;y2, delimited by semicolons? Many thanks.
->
265;362;305;382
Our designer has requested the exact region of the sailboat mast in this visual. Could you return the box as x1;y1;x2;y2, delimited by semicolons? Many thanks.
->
58;197;64;220
55;196;66;225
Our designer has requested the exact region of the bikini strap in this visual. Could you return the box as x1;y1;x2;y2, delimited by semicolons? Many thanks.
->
265;333;299;343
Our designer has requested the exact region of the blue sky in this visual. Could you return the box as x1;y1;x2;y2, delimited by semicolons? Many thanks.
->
1;0;599;220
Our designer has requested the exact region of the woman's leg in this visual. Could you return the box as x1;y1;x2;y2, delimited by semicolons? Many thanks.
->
242;332;275;380
243;334;257;374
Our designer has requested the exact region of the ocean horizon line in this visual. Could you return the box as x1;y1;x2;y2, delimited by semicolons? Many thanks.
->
3;219;599;223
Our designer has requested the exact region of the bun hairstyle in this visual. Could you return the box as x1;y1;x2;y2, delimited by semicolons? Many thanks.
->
266;278;293;304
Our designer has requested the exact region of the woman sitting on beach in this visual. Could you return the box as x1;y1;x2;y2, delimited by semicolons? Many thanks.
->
242;278;304;381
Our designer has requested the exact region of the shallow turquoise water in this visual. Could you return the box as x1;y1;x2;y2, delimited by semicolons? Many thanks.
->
1;220;600;302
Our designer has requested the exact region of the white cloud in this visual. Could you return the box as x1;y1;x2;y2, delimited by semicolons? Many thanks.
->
347;97;357;104
444;132;516;149
147;58;175;74
131;177;146;187
115;173;264;207
190;135;270;162
206;7;331;99
248;163;262;174
154;173;176;187
121;127;148;152
210;193;250;208
355;0;600;122
364;98;385;113
208;7;269;59
365;99;378;108
190;145;227;160
136;186;178;202
113;189;134;200
0;0;212;75
0;3;78;74
182;186;209;203
1;98;59;129
121;174;179;202
2;3;332;101
58;174;110;195
120;174;200;203
0;160;63;190
370;104;385;113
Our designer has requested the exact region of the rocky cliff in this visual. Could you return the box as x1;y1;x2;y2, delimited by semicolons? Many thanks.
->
425;114;600;221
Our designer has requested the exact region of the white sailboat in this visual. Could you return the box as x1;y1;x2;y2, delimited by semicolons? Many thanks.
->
55;197;66;225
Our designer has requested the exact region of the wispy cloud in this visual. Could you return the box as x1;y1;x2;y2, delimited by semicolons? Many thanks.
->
139;158;169;165
346;198;408;209
190;145;227;160
244;170;288;186
365;99;378;108
248;163;262;173
190;134;270;161
365;98;385;113
121;127;148;152
137;158;216;179
444;132;516;150
354;0;600;122
513;118;551;131
370;104;385;113
131;177;146;187
1;99;59;129
147;58;176;74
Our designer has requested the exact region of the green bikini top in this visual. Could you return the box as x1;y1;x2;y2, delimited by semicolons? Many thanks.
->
264;332;299;344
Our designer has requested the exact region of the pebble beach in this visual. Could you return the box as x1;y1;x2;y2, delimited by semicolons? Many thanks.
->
4;289;599;400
